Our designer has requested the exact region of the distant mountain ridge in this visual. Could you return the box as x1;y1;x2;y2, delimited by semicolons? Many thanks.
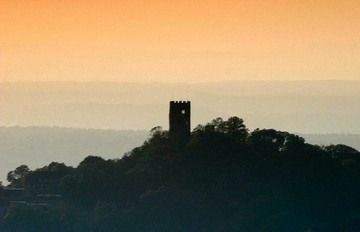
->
2;81;360;133
0;127;148;183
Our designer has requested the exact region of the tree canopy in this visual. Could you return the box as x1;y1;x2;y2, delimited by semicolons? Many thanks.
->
2;116;360;232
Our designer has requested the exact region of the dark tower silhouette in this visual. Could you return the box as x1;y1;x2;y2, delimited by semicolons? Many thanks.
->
169;101;191;142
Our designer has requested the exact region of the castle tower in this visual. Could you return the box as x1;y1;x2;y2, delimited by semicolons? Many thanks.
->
169;101;191;142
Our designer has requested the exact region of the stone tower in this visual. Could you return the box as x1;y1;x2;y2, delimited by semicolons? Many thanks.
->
169;101;191;142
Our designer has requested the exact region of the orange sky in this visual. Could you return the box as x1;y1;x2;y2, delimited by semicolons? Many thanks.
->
0;0;359;82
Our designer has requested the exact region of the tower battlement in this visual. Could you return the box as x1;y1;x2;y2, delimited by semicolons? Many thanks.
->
170;101;191;104
169;101;191;142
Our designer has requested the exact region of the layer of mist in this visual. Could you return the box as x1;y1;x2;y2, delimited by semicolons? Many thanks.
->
2;81;360;133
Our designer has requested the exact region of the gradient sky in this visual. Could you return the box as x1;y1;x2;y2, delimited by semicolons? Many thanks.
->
1;0;359;82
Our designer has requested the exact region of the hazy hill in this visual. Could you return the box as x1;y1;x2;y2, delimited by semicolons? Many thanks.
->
2;81;360;133
0;127;147;183
301;133;360;151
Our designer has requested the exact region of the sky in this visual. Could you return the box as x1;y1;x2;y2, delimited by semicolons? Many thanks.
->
0;0;359;82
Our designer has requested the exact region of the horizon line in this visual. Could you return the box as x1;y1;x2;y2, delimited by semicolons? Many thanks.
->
2;79;360;84
2;125;360;136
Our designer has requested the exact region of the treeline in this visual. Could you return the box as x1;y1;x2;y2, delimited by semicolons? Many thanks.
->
2;117;360;231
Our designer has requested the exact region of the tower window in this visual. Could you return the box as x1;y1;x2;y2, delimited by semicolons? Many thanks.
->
181;109;186;114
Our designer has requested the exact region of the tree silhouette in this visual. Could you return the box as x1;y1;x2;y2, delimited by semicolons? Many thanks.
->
7;165;30;188
2;117;360;232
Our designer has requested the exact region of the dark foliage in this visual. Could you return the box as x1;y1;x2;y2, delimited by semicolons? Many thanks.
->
2;117;360;231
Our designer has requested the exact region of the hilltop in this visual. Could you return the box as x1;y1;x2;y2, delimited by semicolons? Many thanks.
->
2;117;360;231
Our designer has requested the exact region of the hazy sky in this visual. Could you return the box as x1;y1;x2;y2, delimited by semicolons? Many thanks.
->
1;0;359;82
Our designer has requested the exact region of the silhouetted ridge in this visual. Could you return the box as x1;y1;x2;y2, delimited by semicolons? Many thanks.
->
1;117;360;232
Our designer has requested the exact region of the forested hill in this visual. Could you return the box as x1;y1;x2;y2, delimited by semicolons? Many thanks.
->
2;127;360;185
2;117;360;232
